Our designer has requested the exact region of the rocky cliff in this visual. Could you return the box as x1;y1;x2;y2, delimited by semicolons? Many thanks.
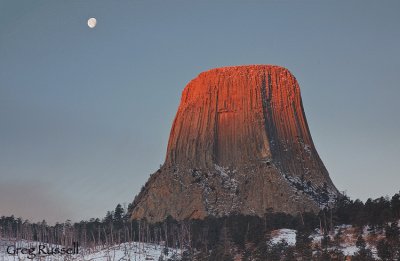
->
130;65;339;222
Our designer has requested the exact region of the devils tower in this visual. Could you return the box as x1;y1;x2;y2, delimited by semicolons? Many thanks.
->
130;65;339;222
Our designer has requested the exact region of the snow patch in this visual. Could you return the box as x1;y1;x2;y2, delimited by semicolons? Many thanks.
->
270;229;296;246
0;240;180;261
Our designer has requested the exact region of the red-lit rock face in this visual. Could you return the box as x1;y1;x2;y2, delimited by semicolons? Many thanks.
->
131;65;339;222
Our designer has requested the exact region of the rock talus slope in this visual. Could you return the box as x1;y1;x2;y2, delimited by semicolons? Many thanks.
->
130;65;339;222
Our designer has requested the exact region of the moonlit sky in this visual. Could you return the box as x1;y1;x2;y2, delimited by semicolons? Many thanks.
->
1;0;399;224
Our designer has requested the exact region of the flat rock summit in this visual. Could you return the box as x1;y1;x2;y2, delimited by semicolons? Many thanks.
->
130;65;339;222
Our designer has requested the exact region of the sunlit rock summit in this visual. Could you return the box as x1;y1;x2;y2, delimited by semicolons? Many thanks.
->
130;65;339;222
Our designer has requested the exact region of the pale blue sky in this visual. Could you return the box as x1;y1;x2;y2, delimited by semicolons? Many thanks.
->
1;0;399;223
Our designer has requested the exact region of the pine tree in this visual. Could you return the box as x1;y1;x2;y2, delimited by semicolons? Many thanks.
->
253;240;268;261
320;249;331;261
295;228;313;260
386;221;400;243
114;204;124;230
163;246;169;256
242;249;252;261
391;192;400;219
328;248;345;261
333;228;342;246
321;232;331;250
352;235;374;261
283;246;296;261
268;240;289;261
377;239;393;261
388;221;400;260
209;243;233;261
181;249;192;261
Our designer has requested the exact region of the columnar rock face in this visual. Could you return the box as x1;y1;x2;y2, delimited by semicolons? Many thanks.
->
130;65;339;222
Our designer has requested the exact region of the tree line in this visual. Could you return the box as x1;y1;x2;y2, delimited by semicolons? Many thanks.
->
1;191;399;260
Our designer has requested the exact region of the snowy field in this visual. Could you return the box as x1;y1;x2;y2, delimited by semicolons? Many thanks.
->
0;240;180;261
2;221;397;260
269;224;386;259
270;228;297;246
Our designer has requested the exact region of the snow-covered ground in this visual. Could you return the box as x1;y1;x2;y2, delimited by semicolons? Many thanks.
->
2;221;397;260
270;228;296;246
0;240;181;261
82;242;180;261
268;223;394;259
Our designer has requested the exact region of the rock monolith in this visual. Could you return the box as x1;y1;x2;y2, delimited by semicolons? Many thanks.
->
130;65;339;222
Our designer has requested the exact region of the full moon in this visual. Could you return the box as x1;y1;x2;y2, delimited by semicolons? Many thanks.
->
87;18;97;28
